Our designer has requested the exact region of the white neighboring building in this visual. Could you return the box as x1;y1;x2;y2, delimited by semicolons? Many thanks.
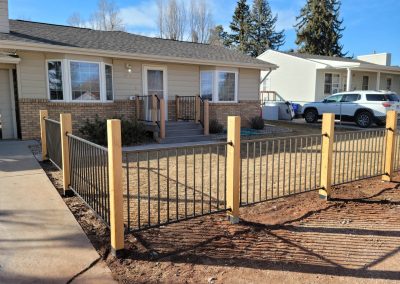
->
258;50;400;104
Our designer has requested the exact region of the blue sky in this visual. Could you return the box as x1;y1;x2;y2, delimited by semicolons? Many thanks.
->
8;0;400;65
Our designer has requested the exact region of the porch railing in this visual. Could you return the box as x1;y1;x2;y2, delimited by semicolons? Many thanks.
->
176;95;197;121
198;96;209;135
135;94;165;139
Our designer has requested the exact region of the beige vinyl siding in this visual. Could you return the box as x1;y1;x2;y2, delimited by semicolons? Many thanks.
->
238;68;260;101
380;73;400;93
16;50;259;102
18;51;47;99
167;64;199;98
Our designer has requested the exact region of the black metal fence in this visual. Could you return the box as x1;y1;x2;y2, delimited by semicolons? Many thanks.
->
123;141;229;232
68;133;110;226
44;118;62;169
177;95;196;121
332;129;387;186
240;134;323;206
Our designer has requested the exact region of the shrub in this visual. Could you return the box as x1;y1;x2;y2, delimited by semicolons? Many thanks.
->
209;119;224;134
79;115;147;146
250;116;265;130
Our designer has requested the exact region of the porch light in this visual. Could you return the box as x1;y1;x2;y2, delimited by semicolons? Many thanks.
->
126;63;132;73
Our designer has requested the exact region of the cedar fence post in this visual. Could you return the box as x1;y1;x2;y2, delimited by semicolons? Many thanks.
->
319;113;335;200
383;110;398;182
40;110;48;161
60;113;72;196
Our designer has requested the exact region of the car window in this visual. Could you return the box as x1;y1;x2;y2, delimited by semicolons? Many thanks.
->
325;95;343;103
341;94;360;102
366;94;399;101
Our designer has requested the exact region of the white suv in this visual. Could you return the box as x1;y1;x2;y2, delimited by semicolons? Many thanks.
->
302;91;400;128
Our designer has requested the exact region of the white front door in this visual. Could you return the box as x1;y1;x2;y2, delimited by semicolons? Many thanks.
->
0;69;16;139
143;65;168;121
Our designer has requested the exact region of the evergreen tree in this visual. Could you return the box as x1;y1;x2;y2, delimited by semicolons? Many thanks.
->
249;0;285;57
208;25;230;47
229;0;252;54
295;0;345;56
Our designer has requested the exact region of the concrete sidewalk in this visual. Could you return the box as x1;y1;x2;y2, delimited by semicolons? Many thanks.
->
0;140;116;283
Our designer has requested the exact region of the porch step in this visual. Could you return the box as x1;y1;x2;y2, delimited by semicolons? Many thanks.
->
159;121;210;144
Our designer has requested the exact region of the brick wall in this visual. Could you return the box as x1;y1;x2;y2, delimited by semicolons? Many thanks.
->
18;98;260;139
18;98;137;139
209;100;261;128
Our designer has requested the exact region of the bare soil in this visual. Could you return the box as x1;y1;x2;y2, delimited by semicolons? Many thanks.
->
42;161;400;284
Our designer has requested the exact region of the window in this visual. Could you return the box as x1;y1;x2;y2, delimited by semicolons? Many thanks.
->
70;61;100;101
386;78;392;91
200;71;213;101
217;71;236;102
47;61;63;100
366;94;399;102
324;94;343;103
324;73;340;95
341;94;360;102
105;64;113;101
362;76;369;90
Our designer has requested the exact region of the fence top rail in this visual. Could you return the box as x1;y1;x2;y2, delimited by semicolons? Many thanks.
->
241;133;322;144
334;128;387;137
123;141;231;154
67;133;108;152
44;117;60;125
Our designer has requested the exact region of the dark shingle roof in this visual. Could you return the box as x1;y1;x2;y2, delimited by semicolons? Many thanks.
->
0;20;275;69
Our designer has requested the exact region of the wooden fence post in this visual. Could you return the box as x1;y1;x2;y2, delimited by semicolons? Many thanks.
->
195;96;200;123
60;113;72;196
319;113;335;200
383;110;398;182
226;116;241;223
40;110;48;161
204;100;209;135
107;119;125;256
175;95;180;121
159;98;166;139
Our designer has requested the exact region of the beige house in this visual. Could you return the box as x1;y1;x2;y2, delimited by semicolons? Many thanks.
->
258;50;400;104
0;0;276;140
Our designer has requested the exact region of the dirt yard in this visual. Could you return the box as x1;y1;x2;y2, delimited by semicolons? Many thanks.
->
42;160;400;284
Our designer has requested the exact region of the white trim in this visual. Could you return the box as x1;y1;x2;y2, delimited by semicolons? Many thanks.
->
214;70;238;103
45;59;65;102
142;64;168;120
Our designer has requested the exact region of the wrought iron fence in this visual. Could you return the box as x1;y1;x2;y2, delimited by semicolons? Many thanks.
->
177;95;196;121
68;133;110;226
332;129;387;186
123;141;229;232
44;118;62;169
240;134;323;206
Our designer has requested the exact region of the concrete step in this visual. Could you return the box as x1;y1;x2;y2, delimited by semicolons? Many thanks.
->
160;135;211;144
166;128;203;137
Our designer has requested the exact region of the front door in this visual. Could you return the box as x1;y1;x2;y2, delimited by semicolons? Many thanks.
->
0;69;16;139
143;66;168;121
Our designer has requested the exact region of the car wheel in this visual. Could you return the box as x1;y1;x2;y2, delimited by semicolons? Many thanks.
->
355;111;372;128
304;109;318;123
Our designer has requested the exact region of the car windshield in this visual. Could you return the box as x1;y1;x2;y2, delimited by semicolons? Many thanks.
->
366;94;399;102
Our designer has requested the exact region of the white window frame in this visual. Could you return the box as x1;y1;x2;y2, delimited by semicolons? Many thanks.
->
104;63;114;101
199;69;239;103
47;59;113;103
200;70;214;101
142;64;168;120
46;59;66;102
386;77;392;91
324;72;341;95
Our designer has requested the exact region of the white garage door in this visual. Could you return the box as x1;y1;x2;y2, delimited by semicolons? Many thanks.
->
0;69;15;139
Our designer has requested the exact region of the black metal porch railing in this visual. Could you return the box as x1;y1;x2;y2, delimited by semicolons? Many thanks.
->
177;95;196;121
136;95;151;122
68;133;110;226
44;118;62;169
240;134;323;206
123;141;229;232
